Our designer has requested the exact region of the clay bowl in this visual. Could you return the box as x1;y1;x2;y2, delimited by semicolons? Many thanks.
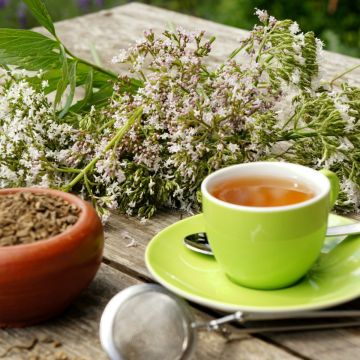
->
0;188;104;327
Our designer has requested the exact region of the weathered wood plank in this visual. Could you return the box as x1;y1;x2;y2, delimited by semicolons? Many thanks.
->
103;210;182;278
265;327;360;360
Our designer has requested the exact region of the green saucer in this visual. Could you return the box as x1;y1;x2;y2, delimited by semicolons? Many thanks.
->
145;214;360;313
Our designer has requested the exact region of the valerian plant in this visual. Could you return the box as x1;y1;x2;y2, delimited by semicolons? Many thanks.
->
0;3;359;220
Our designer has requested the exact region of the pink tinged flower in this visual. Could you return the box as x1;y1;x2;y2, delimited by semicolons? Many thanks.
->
180;55;191;64
144;29;154;38
203;112;213;124
255;9;269;23
111;49;128;64
269;16;277;25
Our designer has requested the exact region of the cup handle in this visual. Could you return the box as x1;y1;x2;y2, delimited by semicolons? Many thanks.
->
318;169;340;209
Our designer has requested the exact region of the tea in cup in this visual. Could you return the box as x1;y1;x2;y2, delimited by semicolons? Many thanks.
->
201;162;339;290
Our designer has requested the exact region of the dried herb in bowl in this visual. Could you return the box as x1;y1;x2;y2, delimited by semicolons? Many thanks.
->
0;192;81;247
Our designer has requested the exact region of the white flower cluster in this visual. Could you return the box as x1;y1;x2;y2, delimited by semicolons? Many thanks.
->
0;76;75;188
0;74;126;219
107;17;360;216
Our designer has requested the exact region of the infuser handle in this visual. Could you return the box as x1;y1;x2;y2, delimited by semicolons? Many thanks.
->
194;310;360;329
242;310;360;322
227;321;360;337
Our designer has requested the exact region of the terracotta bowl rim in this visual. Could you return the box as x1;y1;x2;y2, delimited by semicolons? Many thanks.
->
0;187;92;251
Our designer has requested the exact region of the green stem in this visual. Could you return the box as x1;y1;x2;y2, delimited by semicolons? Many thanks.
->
1;64;16;80
330;64;360;88
261;44;291;55
98;118;116;133
62;107;143;192
256;22;279;63
217;43;247;72
83;174;94;195
273;143;295;158
52;166;81;173
281;112;298;131
282;130;319;140
139;70;147;82
349;162;357;180
89;43;102;67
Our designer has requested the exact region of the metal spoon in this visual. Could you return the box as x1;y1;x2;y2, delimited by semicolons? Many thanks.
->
184;222;360;256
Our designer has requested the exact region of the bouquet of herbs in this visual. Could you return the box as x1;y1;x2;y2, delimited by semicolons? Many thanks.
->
0;2;359;220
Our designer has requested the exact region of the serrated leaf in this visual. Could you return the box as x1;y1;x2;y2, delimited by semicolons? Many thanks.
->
0;29;60;70
23;0;56;37
59;60;77;118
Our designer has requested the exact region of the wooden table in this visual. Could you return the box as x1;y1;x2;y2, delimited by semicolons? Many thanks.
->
1;3;360;359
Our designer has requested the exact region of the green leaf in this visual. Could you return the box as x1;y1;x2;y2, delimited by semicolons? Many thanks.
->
0;29;60;70
23;0;56;37
26;62;111;94
83;69;94;102
69;68;94;113
70;83;113;112
59;60;77;118
54;45;69;110
88;84;114;107
117;77;143;94
25;68;63;93
77;63;112;87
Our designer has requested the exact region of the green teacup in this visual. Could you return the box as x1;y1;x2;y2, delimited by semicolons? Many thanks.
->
201;162;339;290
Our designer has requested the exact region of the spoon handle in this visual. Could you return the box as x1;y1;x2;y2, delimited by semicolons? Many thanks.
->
326;222;360;237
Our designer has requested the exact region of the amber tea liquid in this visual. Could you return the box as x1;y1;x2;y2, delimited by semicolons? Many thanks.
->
211;176;314;207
